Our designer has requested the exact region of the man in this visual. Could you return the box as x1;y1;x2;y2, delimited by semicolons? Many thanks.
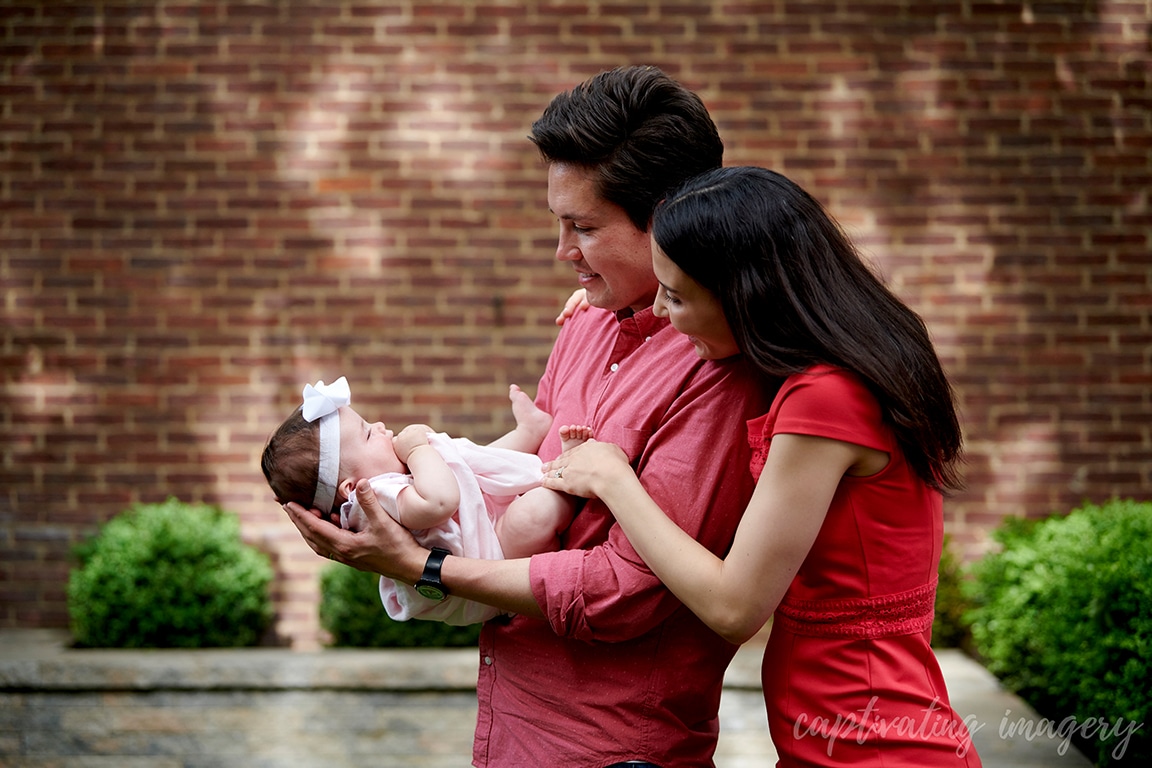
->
287;66;767;767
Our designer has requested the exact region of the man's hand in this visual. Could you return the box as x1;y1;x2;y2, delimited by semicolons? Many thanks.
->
283;479;426;584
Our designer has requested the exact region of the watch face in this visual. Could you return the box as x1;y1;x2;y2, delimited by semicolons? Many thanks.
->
416;584;446;601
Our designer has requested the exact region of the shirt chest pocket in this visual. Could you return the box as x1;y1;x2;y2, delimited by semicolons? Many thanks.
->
591;423;653;466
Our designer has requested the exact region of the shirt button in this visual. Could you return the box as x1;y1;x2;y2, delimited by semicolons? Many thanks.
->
645;336;651;342
610;363;619;372
484;656;493;665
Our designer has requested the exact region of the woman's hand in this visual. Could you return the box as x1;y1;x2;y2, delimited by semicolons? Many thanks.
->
541;439;634;500
283;478;426;584
555;288;591;326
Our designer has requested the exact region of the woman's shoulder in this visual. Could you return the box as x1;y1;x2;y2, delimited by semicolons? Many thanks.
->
748;364;885;441
790;362;859;383
745;365;893;478
776;364;872;401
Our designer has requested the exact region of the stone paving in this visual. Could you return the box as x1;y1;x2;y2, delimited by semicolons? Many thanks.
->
0;630;1096;767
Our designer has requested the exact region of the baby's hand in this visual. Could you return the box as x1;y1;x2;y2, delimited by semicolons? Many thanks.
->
394;424;432;462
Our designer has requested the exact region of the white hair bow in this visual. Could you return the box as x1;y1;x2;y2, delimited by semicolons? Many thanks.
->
302;376;351;423
300;376;351;512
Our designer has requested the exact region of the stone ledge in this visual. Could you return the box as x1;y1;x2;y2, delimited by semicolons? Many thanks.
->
0;630;479;692
0;631;1100;766
0;629;767;693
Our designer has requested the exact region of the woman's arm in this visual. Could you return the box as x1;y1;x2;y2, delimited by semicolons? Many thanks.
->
542;434;861;644
284;479;545;619
392;425;461;529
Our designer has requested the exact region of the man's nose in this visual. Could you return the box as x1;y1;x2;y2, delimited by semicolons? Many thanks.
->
555;229;580;262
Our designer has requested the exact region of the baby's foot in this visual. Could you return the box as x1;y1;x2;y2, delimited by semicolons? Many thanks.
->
510;384;552;435
559;424;594;452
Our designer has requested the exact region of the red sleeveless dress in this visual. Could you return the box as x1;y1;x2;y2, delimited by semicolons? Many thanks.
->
748;366;981;767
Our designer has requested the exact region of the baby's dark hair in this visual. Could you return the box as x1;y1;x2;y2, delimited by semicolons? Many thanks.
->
261;406;338;515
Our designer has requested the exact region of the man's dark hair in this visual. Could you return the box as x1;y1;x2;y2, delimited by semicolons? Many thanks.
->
529;66;723;230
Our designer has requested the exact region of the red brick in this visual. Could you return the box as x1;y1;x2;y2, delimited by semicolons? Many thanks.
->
2;0;1149;647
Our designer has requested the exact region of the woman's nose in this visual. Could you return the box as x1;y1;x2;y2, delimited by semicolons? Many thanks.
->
652;290;668;318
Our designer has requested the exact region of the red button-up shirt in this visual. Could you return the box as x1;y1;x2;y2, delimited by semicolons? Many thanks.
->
472;306;766;767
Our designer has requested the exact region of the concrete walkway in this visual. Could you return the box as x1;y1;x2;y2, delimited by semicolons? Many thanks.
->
0;630;1095;767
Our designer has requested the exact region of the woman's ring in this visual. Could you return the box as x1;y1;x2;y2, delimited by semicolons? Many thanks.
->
554;468;564;479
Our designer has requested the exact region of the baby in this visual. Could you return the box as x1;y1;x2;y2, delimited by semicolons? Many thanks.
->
261;377;590;625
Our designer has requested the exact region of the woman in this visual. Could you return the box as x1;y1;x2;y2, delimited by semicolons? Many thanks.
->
543;166;982;767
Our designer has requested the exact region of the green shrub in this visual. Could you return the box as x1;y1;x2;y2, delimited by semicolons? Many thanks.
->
931;535;973;650
68;498;274;648
319;562;481;647
965;499;1152;766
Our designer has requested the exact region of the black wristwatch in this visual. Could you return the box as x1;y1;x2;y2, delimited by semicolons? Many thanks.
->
414;547;451;601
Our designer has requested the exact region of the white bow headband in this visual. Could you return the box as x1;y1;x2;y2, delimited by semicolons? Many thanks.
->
301;376;351;512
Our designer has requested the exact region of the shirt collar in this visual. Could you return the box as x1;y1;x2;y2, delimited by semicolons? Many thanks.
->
615;305;670;335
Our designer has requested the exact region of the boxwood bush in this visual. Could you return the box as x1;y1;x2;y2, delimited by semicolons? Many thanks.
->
965;498;1151;766
320;562;481;647
931;536;974;650
68;498;274;648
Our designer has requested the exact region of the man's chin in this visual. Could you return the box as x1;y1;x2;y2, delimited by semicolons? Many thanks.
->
582;284;652;315
581;285;611;310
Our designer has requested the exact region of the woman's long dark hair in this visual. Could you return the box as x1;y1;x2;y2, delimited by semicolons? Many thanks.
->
653;166;963;492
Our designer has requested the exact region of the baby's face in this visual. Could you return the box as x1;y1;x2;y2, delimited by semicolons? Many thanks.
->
338;406;405;484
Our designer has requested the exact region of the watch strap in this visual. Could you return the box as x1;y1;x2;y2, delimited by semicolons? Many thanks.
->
415;546;451;600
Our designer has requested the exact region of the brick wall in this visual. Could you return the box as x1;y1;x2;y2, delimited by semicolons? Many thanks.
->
3;1;1149;648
